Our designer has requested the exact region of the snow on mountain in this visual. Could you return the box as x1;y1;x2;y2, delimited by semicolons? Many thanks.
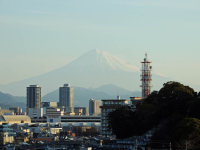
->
85;49;139;72
64;49;139;72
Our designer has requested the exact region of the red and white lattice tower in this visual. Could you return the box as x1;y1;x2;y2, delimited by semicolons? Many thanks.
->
141;53;152;98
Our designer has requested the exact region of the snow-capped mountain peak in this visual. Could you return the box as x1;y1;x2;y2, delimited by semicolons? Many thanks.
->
74;49;139;72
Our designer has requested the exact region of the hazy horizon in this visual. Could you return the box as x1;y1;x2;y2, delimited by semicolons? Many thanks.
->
0;0;200;91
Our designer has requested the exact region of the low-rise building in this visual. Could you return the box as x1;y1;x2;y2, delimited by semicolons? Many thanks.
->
0;109;14;115
28;108;43;118
61;115;101;122
15;134;29;143
74;107;88;116
0;115;31;124
0;124;15;145
130;97;143;106
9;107;20;115
50;127;62;135
46;107;64;123
30;115;101;123
42;102;58;115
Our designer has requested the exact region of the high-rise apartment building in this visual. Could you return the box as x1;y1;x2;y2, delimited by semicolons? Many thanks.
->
59;83;74;113
26;85;41;114
89;99;101;116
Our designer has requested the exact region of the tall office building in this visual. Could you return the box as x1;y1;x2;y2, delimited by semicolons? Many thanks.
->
59;83;74;113
89;99;101;116
26;85;41;114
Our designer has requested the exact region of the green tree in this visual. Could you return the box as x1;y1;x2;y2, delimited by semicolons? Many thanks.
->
158;81;195;98
173;118;200;148
108;106;134;139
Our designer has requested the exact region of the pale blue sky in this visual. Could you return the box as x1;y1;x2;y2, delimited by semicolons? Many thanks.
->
0;0;200;90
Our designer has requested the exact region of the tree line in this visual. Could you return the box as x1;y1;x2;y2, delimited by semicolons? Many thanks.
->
108;81;200;149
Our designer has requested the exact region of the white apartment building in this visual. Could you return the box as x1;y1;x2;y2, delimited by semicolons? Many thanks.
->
28;108;43;118
46;107;64;123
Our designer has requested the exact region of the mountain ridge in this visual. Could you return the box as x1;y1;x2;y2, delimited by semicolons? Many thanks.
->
0;91;26;110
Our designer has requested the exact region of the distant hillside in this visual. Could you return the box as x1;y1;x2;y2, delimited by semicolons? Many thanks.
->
92;84;140;96
0;91;26;109
42;84;140;107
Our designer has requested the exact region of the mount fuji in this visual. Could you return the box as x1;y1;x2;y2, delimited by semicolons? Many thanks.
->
0;49;168;96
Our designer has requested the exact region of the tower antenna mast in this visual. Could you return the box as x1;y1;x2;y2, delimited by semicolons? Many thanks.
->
140;53;152;98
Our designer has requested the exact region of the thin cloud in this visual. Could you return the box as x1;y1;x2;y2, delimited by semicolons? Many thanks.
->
118;0;200;10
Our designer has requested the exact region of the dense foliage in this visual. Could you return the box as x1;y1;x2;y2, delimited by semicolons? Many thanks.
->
108;106;135;139
108;81;200;148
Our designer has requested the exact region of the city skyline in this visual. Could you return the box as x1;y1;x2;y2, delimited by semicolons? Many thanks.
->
0;0;200;91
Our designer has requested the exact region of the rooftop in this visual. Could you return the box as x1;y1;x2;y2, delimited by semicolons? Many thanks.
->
1;115;31;122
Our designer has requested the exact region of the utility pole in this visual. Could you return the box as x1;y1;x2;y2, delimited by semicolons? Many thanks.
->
186;141;187;150
135;139;137;150
169;142;172;150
